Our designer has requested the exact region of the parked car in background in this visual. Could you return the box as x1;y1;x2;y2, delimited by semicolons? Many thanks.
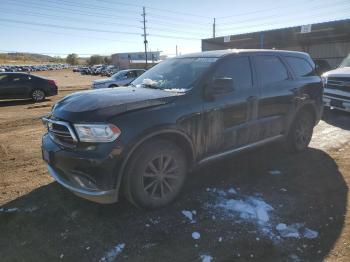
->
314;59;332;75
0;72;57;102
42;49;323;208
0;64;68;73
322;54;350;113
92;69;145;89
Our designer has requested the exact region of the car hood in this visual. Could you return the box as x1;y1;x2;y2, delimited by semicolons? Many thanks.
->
323;67;350;78
52;86;182;122
93;78;112;84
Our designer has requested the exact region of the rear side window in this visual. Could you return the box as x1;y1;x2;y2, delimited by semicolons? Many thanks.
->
255;55;289;87
285;56;315;77
11;75;29;82
213;56;253;89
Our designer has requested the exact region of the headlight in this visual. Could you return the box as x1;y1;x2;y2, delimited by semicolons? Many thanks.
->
321;76;328;85
74;124;121;143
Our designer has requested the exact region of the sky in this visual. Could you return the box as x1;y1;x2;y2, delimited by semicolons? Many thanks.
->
0;0;349;57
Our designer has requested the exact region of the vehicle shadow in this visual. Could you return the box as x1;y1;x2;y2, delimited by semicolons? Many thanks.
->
322;108;350;130
0;98;51;107
0;146;347;261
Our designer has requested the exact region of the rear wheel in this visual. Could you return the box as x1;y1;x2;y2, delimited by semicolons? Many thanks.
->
31;89;46;102
123;139;187;209
285;110;314;153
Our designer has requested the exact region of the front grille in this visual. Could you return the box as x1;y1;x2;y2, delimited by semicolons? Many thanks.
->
327;77;350;92
44;118;77;147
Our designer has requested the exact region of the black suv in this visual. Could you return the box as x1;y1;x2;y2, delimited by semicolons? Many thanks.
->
42;50;323;208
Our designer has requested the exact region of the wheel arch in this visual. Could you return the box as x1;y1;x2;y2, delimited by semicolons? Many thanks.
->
114;128;195;198
295;103;317;125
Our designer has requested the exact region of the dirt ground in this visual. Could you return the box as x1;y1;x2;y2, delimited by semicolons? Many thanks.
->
0;70;349;261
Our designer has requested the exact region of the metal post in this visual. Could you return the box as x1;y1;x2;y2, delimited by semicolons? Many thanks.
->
142;7;148;69
213;18;216;38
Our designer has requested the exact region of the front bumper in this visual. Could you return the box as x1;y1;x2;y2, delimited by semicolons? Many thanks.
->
323;94;350;112
47;164;118;204
42;133;122;204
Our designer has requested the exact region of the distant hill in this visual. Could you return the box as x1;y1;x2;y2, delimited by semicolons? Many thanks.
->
0;52;65;64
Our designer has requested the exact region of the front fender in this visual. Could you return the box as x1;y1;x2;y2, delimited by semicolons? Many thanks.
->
113;125;195;198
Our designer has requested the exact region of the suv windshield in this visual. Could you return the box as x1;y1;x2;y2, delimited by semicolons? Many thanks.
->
132;57;218;92
339;54;350;68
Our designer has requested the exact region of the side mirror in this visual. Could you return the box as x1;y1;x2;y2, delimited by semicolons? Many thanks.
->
205;77;234;99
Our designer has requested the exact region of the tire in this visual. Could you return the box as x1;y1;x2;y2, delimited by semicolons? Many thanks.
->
123;139;187;209
31;89;46;102
285;110;314;153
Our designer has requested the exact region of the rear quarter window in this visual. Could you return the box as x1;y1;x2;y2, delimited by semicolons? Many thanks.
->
285;56;315;77
254;55;289;87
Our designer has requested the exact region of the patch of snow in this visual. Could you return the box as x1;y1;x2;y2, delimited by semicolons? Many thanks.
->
143;243;157;249
276;223;318;239
0;207;38;213
192;232;201;240
280;188;288;192
182;210;196;223
303;228;318;239
204;187;276;239
276;223;287;231
59;254;64;259
100;243;125;262
217;197;273;225
200;254;213;262
269;170;282;176
228;188;237;194
218;237;222;242
86;246;91;251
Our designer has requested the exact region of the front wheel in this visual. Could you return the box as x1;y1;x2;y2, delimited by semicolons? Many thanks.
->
285;111;314;153
123;139;187;209
31;89;46;102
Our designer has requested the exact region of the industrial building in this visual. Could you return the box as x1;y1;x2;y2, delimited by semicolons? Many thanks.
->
111;51;161;69
202;19;350;68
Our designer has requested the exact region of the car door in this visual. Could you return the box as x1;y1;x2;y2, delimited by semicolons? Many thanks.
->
0;74;11;98
201;55;259;157
2;74;32;99
252;54;295;140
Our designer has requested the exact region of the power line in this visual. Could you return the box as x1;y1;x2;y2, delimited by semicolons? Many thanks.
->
3;0;210;34
3;9;209;37
3;0;139;21
0;24;139;44
0;18;201;41
97;0;211;19
218;0;350;26
3;9;142;30
217;6;350;33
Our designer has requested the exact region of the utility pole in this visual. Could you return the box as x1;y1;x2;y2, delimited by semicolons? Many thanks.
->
141;7;148;69
176;45;178;56
213;18;216;38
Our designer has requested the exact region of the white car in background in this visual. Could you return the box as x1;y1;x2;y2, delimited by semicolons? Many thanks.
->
92;69;145;89
322;54;350;113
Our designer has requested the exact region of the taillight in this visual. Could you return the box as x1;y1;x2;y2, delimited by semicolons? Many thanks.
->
48;79;57;86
